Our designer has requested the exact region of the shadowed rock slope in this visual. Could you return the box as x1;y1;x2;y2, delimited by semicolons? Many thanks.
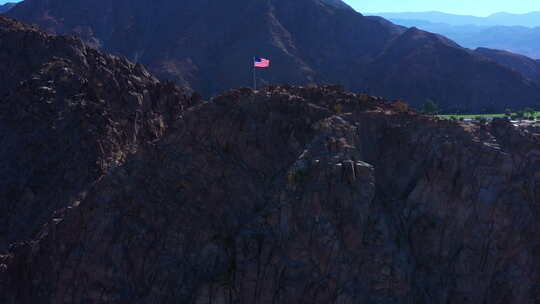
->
0;2;16;14
364;27;540;113
474;47;540;83
8;0;540;111
320;0;353;10
1;82;539;303
0;16;191;251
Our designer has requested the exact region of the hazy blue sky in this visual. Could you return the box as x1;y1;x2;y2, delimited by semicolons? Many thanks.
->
1;0;539;17
346;0;540;16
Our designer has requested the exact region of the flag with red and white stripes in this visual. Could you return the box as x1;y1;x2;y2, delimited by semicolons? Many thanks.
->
254;57;270;68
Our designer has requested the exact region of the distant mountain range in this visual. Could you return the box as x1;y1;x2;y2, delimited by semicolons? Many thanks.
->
383;17;540;59
0;2;17;13
375;11;540;27
7;0;540;112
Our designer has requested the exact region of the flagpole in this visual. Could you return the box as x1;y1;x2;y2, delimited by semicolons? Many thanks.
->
253;57;257;90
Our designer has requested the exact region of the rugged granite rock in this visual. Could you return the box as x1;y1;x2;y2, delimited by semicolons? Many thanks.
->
8;0;540;111
2;14;540;304
0;16;191;251
0;81;539;303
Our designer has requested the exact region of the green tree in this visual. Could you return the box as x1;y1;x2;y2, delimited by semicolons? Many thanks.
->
422;99;439;115
524;107;535;119
504;108;512;117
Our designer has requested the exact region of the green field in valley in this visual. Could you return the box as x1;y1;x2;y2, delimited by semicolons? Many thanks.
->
439;114;505;119
439;112;540;120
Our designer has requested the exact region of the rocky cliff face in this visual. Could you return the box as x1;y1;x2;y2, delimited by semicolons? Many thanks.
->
1;14;540;304
8;0;540;111
0;16;191;251
1;79;539;303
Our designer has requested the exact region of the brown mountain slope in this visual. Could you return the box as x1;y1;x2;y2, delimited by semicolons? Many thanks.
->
474;47;540;83
8;0;540;111
1;83;539;303
0;16;191;251
0;2;16;14
320;0;353;10
365;27;540;112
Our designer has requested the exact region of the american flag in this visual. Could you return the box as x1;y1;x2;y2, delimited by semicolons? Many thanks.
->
254;57;270;68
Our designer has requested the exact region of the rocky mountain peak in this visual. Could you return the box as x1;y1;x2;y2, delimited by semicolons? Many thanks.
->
1;80;539;303
8;0;540;111
0;15;191;251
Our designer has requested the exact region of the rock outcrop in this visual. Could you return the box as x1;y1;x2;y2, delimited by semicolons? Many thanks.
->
1;14;540;304
8;0;540;111
1;82;539;303
0;16;191;251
